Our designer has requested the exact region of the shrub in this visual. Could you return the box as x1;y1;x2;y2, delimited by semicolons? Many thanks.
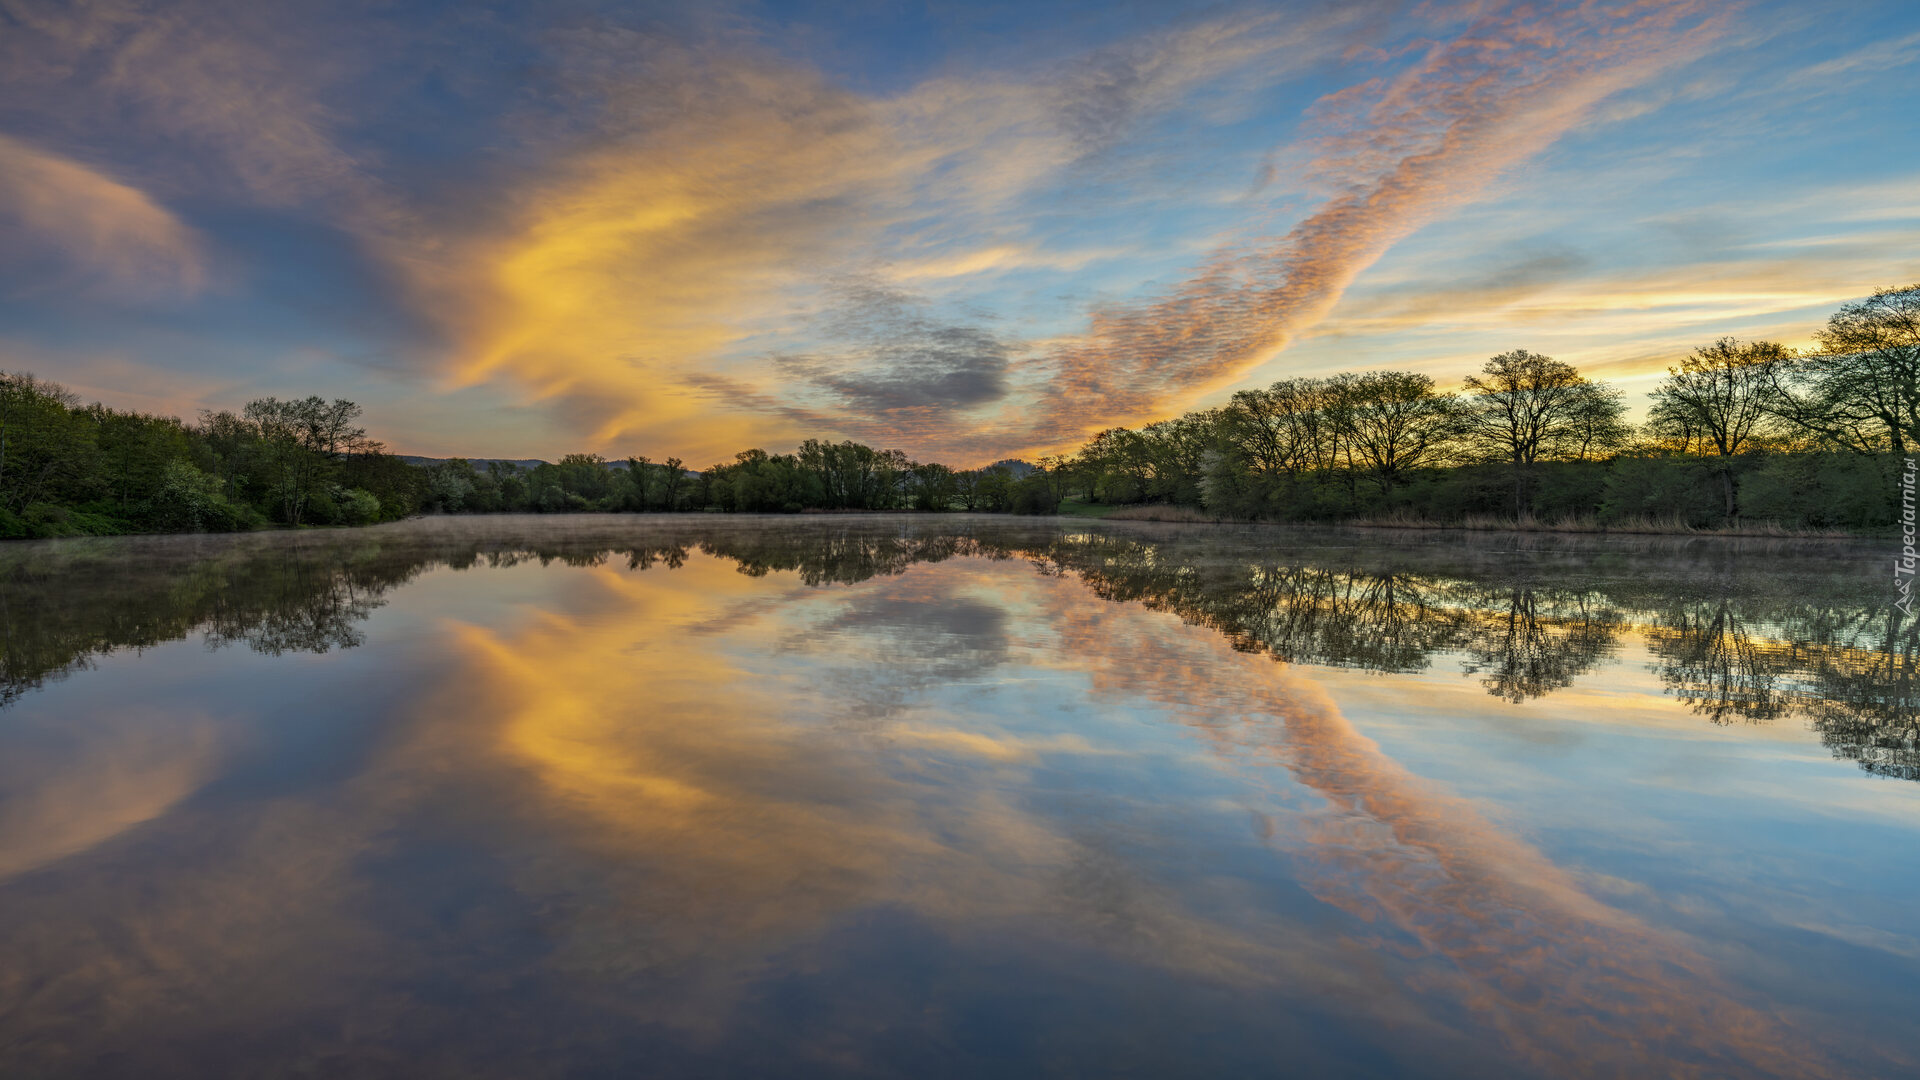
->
340;488;383;526
1599;456;1723;526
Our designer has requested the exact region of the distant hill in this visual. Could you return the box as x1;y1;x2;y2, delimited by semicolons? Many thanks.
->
399;454;1035;478
396;456;550;470
396;456;688;474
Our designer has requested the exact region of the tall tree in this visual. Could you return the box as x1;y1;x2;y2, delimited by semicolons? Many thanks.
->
1458;351;1626;516
1328;371;1458;495
1219;378;1338;478
0;373;94;513
661;457;686;511
242;397;322;525
1768;284;1920;454
1647;338;1790;518
632;456;652;511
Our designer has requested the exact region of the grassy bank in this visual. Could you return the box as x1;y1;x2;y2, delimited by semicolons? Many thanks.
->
1346;510;1861;538
1065;502;1868;537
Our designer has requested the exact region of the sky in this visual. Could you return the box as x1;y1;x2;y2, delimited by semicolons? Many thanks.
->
1;0;1917;465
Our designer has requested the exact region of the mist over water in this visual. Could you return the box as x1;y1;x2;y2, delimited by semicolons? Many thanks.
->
1;516;1914;1078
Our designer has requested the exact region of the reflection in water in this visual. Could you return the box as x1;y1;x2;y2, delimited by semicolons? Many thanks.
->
0;711;217;880
2;520;1906;769
1032;596;1829;1079
0;517;1911;1078
0;534;413;705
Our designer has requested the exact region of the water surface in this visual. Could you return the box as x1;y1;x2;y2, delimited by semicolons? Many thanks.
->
2;515;1914;1078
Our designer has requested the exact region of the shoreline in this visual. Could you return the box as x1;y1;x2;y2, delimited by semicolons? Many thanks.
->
0;507;1882;544
1081;503;1872;538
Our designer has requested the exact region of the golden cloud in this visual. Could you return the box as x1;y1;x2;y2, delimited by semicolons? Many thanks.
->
410;9;1387;461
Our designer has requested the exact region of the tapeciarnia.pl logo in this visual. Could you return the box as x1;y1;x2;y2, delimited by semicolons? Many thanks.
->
1899;457;1917;617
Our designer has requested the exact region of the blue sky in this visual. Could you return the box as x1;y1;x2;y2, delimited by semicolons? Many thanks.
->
2;0;1916;463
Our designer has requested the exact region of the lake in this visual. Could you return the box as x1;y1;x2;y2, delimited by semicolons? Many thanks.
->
1;515;1914;1078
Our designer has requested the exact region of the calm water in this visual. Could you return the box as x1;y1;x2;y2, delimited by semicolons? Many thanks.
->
2;515;1915;1079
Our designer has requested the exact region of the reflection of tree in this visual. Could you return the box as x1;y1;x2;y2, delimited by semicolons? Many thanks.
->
1221;568;1465;674
4;518;1913;779
0;537;422;705
1009;529;1912;777
0;524;984;706
1801;612;1920;780
1016;534;1623;699
1647;601;1796;724
1457;589;1621;703
204;568;386;656
1645;600;1920;777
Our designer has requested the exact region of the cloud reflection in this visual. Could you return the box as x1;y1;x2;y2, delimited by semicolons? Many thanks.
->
0;519;1896;1076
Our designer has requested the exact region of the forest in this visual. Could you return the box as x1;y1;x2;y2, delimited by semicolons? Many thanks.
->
2;284;1912;538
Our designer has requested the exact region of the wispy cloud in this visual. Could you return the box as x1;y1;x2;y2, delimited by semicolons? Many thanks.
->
0;0;391;212
11;0;1893;465
1785;27;1920;86
973;0;1733;457
0;134;205;298
418;8;1387;458
671;1;1733;462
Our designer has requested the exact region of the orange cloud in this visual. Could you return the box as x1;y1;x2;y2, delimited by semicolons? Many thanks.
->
432;42;910;460
412;9;1388;462
977;0;1733;459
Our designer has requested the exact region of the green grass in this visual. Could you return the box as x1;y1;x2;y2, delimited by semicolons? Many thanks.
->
1052;498;1123;519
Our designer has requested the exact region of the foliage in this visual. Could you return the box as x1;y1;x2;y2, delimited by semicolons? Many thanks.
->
0;373;415;538
1767;284;1920;454
7;287;1913;537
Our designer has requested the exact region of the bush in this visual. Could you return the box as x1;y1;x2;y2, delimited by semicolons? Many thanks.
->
1599;456;1723;526
340;488;383;526
143;461;250;533
1009;476;1061;515
15;502;127;537
1740;453;1892;529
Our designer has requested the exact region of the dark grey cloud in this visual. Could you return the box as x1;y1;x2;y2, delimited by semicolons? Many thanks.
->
777;279;1013;416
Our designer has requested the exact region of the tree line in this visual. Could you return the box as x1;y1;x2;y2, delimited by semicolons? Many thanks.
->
4;283;1911;537
420;443;1062;518
416;282;1914;529
0;381;418;537
1054;284;1915;528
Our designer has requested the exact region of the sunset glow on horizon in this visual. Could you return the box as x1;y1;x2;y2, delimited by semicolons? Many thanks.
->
4;0;1917;465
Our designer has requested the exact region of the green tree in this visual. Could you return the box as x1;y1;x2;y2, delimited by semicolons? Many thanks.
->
1328;371;1458;496
1457;351;1627;516
631;455;652;511
1647;338;1790;519
908;462;957;511
1768;284;1920;454
661;457;686;511
242;396;366;525
0;373;96;514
